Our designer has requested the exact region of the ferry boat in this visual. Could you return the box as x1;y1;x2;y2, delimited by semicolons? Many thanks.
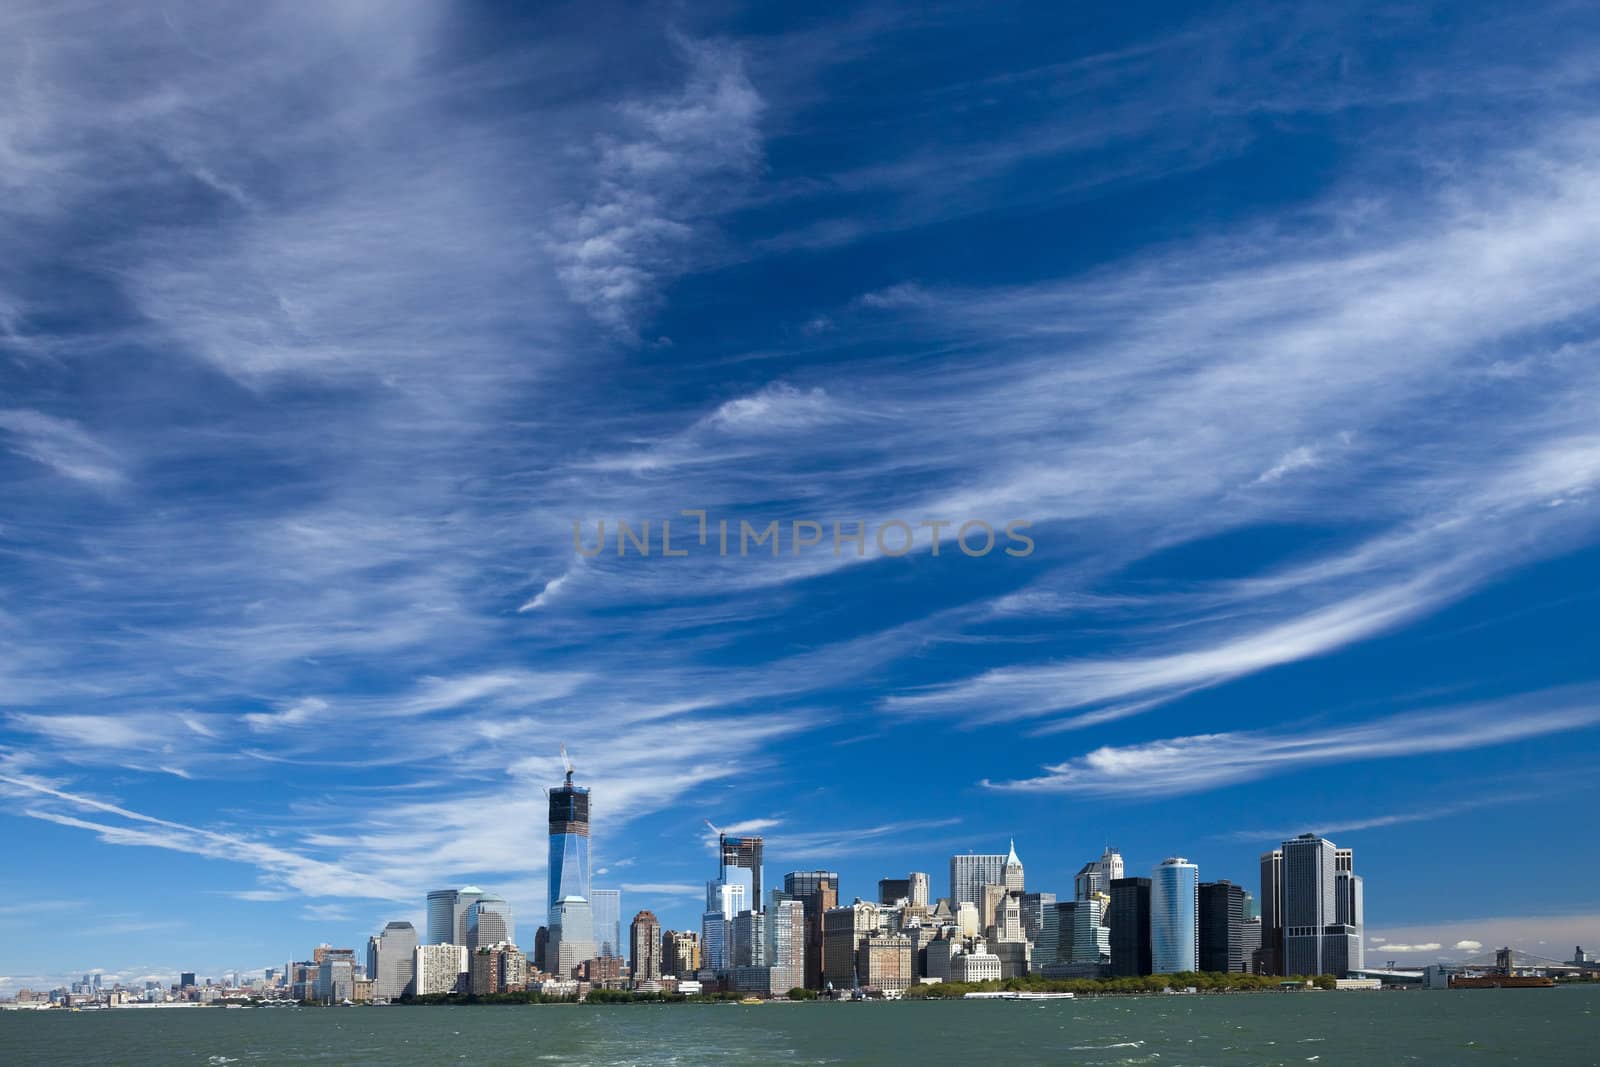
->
962;991;1075;1001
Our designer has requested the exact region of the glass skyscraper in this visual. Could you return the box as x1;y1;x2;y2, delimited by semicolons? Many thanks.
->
590;888;622;958
1150;857;1199;974
547;767;590;920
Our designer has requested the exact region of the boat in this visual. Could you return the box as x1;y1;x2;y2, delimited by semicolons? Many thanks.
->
738;996;762;1005
1449;975;1555;989
962;991;1075;1000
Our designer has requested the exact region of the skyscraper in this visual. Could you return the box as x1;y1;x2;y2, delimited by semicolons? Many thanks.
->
1021;892;1058;967
629;910;662;984
548;896;595;978
1334;847;1365;973
1070;897;1110;964
1258;849;1284;975
1198;881;1248;973
719;834;764;911
369;921;418;1000
908;871;930;907
767;898;807;994
783;870;838;990
949;852;1006;907
1151;857;1199;974
1109;877;1153;977
1002;840;1025;892
590;888;622;958
1282;834;1339;976
548;763;591;921
465;894;514;952
878;877;912;905
426;888;462;946
1074;847;1126;902
453;886;485;947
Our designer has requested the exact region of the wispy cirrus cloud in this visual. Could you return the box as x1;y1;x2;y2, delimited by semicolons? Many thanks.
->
985;687;1600;796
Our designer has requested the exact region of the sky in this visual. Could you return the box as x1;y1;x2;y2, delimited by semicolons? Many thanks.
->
3;0;1600;992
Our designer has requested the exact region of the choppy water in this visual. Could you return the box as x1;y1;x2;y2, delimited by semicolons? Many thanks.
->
4;987;1598;1066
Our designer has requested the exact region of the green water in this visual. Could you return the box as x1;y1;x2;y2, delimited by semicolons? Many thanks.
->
3;988;1598;1066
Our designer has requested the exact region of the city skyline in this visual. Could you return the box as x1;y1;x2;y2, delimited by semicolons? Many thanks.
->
6;0;1600;999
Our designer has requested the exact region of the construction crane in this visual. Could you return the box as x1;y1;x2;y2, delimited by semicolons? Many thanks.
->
560;743;574;784
704;817;723;838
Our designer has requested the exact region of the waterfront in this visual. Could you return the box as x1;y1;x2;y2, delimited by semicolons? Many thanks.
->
3;988;1598;1066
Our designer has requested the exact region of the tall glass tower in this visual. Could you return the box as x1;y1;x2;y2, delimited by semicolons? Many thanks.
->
1150;857;1199;973
547;765;591;922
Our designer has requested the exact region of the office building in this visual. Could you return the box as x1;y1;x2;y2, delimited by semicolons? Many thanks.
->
879;877;911;905
1074;846;1126;902
1199;881;1248;973
782;870;838;989
1335;848;1365;973
1282;834;1360;977
1109;877;1153;977
548;764;591;921
630;910;662;984
470;942;526;995
369;921;419;1000
720;834;765;911
1021;891;1059;968
862;933;914;994
414;943;467;995
426;887;479;946
314;949;356;1004
732;909;767;968
908;872;930;907
1151;857;1199;974
466;894;514;952
661;930;700;977
822;900;879;989
590;888;622;959
949;852;1006;907
1258;849;1284;975
1002;840;1025;892
951;944;1002;983
548;896;595;978
767;898;807;994
1071;896;1110;964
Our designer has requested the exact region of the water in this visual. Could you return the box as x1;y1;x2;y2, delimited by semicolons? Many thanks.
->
4;987;1598;1066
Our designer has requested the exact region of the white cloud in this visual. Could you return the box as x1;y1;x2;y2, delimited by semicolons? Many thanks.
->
1454;940;1484;951
0;409;125;488
553;38;763;331
984;687;1600;796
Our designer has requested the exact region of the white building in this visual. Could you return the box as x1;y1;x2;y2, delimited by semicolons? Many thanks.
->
951;945;1001;983
414;943;467;996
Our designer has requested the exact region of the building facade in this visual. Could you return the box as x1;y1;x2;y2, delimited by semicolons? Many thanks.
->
548;896;595;978
1198;881;1248;973
949;853;1006;908
414;942;467;995
782;870;838;989
629;910;662;984
548;766;591;922
590;888;622;959
1151;857;1199;974
1109;877;1153;977
466;895;514;952
370;921;419;1000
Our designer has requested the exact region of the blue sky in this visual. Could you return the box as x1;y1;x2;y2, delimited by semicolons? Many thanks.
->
4;0;1600;990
